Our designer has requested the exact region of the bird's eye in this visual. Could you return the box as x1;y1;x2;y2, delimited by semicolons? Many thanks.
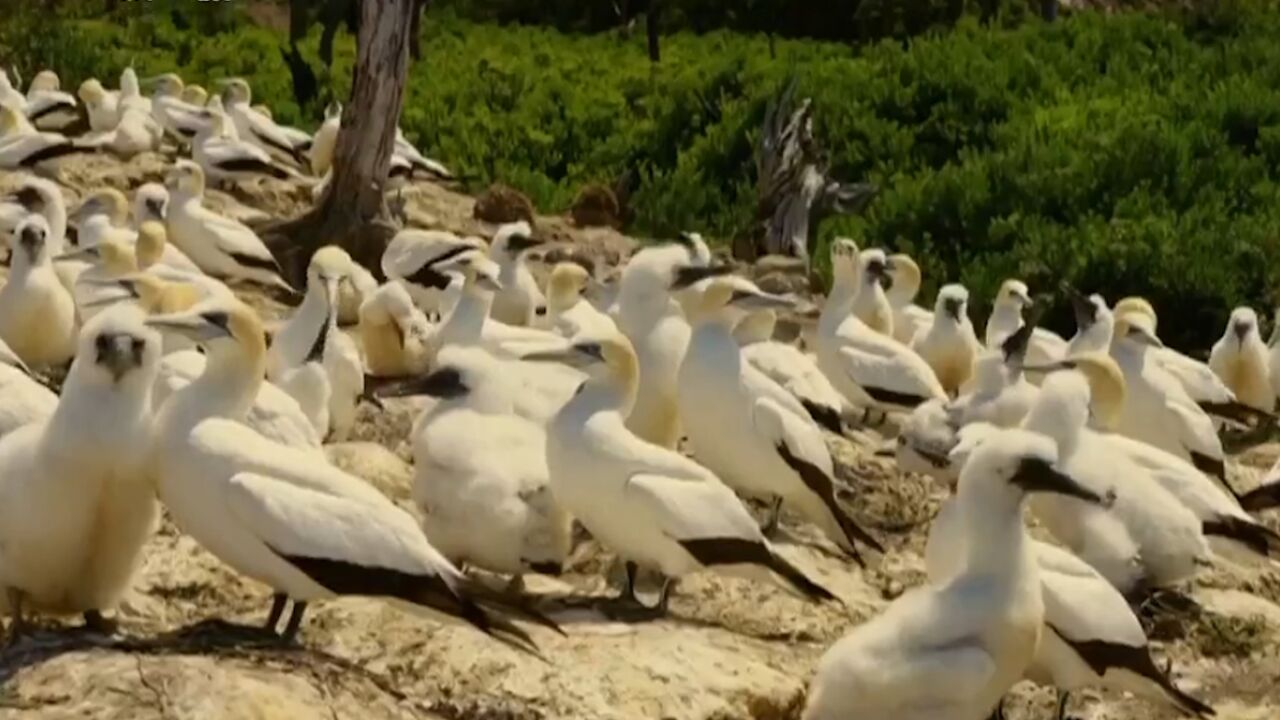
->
95;334;111;353
131;337;146;355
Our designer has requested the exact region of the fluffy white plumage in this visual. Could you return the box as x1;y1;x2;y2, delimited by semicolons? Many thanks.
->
0;214;77;368
0;307;161;621
911;283;980;396
0;338;57;440
488;222;545;327
883;253;932;345
1209;306;1274;412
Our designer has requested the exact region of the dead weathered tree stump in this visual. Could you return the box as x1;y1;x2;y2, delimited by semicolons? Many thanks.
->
264;0;418;285
740;80;878;268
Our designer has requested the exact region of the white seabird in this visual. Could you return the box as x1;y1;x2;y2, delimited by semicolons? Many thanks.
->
488;221;545;326
0;337;57;440
815;239;946;417
678;275;884;559
145;300;554;647
911;283;980;396
0;307;162;636
531;332;835;614
267;246;365;440
76;78;121;132
535;261;617;340
984;279;1067;366
925;489;1215;720
734;308;852;434
614;240;723;449
359;281;433;378
949;323;1039;429
218;78;308;167
0;104;88;170
146;74;213;143
882;252;932;345
851;246;894;336
1022;354;1212;591
1065;288;1114;355
803;428;1107;720
0;215;77;368
1111;311;1233;494
379;347;573;579
1207;306;1274;413
163;160;293;292
1115;296;1268;427
194;110;297;185
309;101;342;176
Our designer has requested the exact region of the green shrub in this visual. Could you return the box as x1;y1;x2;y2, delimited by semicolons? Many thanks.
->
7;2;1280;346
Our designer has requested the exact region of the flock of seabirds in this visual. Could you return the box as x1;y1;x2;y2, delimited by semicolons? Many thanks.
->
2;64;1280;720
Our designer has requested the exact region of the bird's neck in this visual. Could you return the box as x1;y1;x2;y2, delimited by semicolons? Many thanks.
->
821;273;858;329
957;493;1033;579
442;285;492;344
578;361;638;419
885;273;919;306
171;342;265;428
988;303;1021;338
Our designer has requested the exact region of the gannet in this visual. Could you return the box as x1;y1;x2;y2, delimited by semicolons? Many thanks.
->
1065;288;1114;355
267;247;365;440
734;309;851;434
883;252;932;344
16;70;78;131
146;73;213;143
0;69;24;111
163;161;292;291
394;127;453;181
1116;297;1267;426
911;283;980;396
117;67;151;115
73;188;202;276
1111;312;1232;493
218;78;307;166
194;110;295;185
925;492;1215;720
0;105;88;169
380;348;573;579
984;279;1067;366
851;247;894;336
359;281;432;377
1023;356;1212;591
532;333;835;614
949;325;1039;429
815;239;946;417
679;276;883;560
615;241;726;448
895;398;962;480
309;101;341;176
488;221;545;326
803;429;1106;720
0;215;77;368
77;78;121;132
535;261;617;339
1209;306;1274;413
246;101;312;155
0;337;57;440
181;84;209;107
146;301;552;646
0;307;161;636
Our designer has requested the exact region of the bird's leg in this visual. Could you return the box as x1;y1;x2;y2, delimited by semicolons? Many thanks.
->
655;578;676;613
280;601;308;642
5;587;26;647
624;561;640;602
82;609;118;635
760;496;784;537
1055;690;1072;720
599;562;666;622
264;593;288;633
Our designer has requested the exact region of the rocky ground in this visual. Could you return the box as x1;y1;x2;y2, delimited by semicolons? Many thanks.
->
1;154;1279;719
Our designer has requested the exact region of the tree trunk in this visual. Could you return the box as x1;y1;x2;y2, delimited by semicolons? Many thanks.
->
739;80;877;268
266;0;417;285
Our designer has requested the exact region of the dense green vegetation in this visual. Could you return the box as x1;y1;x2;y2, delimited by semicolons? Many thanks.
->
4;0;1280;346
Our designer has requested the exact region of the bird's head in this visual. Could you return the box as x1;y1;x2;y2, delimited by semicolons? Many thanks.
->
74;305;161;388
165;160;206;196
936;283;969;323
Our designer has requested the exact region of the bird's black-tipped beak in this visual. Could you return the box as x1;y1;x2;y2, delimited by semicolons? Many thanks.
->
670;263;732;290
374;367;469;400
507;234;543;254
1234;322;1250;343
1065;285;1095;327
96;333;146;383
944;298;963;322
145;197;166;220
1011;457;1108;506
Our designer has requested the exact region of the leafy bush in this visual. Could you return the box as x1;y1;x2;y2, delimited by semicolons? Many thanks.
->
6;1;1280;346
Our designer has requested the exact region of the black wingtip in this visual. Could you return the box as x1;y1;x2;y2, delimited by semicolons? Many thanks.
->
775;442;885;561
679;536;837;603
800;399;845;436
1239;480;1280;512
1203;515;1280;557
1199;399;1277;428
